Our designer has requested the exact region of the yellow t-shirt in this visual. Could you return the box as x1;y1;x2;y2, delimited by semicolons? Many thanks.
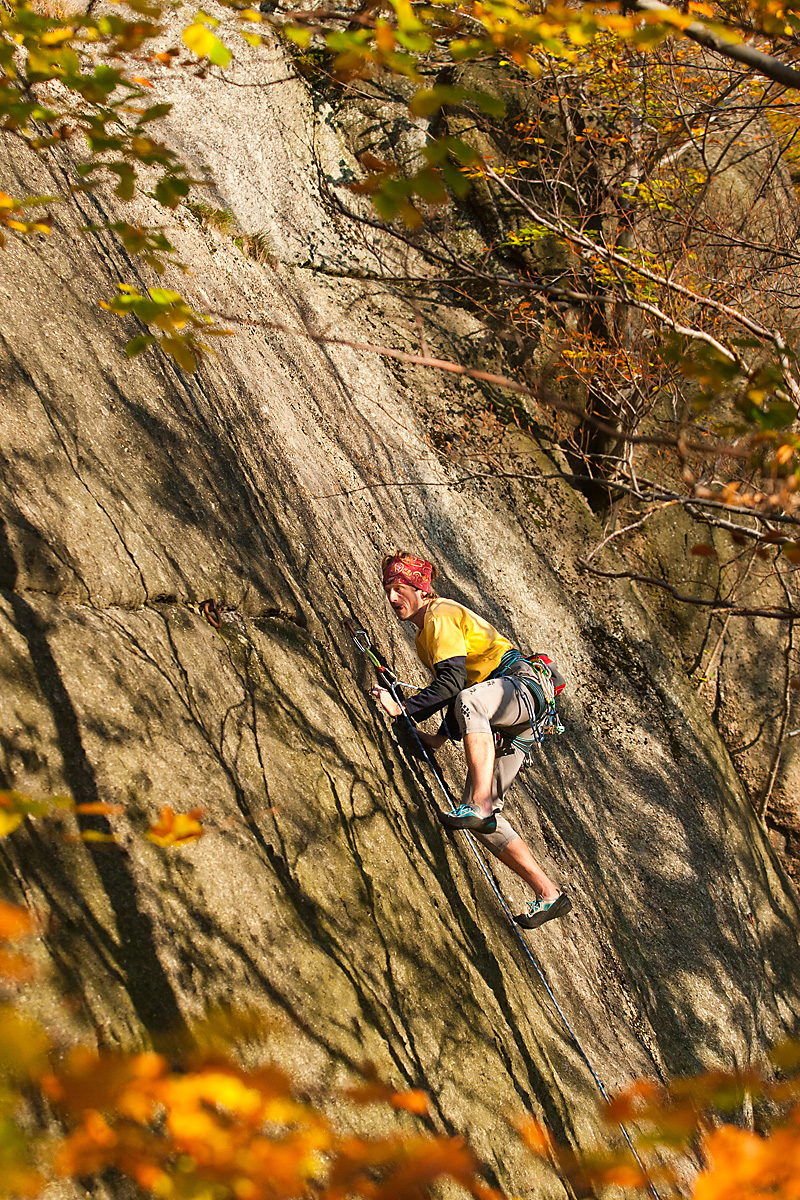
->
415;598;513;685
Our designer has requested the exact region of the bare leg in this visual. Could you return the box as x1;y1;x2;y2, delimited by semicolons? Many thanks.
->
463;731;496;816
498;837;559;900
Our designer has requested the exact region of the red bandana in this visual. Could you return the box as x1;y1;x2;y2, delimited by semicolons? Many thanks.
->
382;555;433;593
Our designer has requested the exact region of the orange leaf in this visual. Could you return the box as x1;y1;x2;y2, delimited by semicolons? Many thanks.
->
604;1079;663;1123
601;1164;645;1187
0;948;36;982
515;1117;551;1155
74;802;124;815
0;900;34;942
146;806;204;847
390;1089;429;1115
359;152;397;174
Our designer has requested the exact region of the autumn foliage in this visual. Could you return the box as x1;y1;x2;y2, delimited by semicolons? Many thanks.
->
0;894;799;1199
0;789;205;850
0;902;490;1200
519;1056;800;1199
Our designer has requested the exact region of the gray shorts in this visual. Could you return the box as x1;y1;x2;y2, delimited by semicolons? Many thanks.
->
454;675;536;856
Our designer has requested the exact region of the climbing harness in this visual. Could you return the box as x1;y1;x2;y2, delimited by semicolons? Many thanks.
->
489;648;565;754
345;616;661;1200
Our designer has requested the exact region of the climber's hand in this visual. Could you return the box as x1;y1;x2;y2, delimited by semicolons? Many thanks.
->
370;686;402;718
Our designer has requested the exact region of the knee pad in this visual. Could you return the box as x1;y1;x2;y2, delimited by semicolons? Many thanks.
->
455;683;494;736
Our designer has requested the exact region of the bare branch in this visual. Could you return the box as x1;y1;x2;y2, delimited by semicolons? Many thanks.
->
486;166;800;394
585;500;681;562
757;560;796;818
633;0;800;90
577;559;800;618
209;309;757;459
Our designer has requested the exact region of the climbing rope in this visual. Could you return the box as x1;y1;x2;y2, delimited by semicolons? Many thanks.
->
344;617;660;1200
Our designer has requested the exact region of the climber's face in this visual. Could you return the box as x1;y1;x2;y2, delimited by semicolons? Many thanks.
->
385;582;429;625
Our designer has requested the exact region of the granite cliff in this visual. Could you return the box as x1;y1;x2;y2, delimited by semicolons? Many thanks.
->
1;19;799;1196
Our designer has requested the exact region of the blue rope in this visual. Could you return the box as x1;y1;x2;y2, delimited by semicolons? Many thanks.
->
458;829;659;1198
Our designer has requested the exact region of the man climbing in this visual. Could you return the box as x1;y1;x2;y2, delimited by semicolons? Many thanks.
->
371;551;571;931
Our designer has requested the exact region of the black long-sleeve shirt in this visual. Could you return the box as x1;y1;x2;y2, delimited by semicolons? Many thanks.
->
402;655;467;735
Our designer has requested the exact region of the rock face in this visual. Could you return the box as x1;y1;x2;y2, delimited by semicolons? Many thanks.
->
1;25;799;1196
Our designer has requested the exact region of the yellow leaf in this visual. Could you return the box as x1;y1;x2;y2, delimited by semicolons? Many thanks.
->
0;812;24;837
182;22;231;67
284;25;311;46
146;805;204;846
40;27;74;44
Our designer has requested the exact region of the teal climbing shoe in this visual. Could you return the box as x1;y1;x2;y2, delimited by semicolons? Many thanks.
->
439;805;497;833
514;891;572;929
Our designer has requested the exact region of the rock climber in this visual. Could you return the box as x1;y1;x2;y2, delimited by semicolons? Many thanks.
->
371;550;571;930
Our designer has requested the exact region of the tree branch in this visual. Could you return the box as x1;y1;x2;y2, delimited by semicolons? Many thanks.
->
633;0;800;91
576;558;800;618
757;559;796;818
209;309;757;458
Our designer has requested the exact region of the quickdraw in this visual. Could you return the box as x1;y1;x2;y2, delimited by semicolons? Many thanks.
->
343;618;453;809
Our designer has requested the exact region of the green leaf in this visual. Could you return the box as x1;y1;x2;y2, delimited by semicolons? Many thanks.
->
444;137;482;166
631;20;671;47
411;167;447;203
106;162;135;201
409;86;462;117
139;102;173;123
409;85;505;119
125;334;156;356
442;160;471;198
758;398;797;430
148;287;182;306
153;176;190;208
449;37;488;60
471;89;505;117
